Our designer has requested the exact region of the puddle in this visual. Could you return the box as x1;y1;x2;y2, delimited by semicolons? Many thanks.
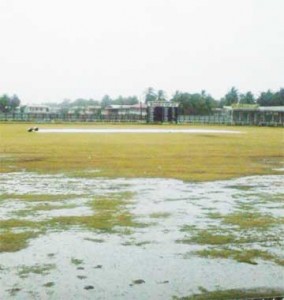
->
0;172;283;299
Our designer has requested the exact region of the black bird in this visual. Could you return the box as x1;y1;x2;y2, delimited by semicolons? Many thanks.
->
27;128;33;132
34;127;39;131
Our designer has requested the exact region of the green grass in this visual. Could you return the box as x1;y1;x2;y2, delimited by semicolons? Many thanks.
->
0;219;39;229
0;231;38;252
43;282;55;288
180;203;284;266
42;192;147;233
222;211;283;229
13;203;78;217
1;123;283;181
0;219;44;252
7;288;22;297
46;213;147;233
89;192;134;212
0;193;79;202
17;263;56;278
0;191;148;252
193;248;284;265
177;230;236;245
71;258;84;265
149;212;171;219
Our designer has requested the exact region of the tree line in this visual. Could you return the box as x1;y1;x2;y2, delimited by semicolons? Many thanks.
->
0;94;20;113
1;87;283;115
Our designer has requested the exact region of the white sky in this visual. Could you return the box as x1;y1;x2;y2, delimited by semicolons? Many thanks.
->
0;0;283;104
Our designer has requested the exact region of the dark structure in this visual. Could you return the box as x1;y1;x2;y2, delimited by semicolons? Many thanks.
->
147;101;179;123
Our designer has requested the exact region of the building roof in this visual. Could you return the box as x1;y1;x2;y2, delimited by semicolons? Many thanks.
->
225;105;284;112
147;101;179;108
105;104;147;109
259;106;284;112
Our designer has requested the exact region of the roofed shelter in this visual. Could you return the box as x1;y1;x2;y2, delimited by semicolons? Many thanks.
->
147;101;179;123
225;104;284;126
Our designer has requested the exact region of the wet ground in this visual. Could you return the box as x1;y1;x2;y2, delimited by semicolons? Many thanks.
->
0;172;283;299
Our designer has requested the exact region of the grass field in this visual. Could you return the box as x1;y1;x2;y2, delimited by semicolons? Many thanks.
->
0;123;284;299
0;123;283;181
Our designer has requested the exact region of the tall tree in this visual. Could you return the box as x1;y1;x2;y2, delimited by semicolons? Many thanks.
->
101;95;112;108
112;96;139;105
171;91;216;115
145;87;157;103
157;90;166;101
224;87;239;106
0;94;21;112
239;91;255;104
0;94;10;112
257;90;274;106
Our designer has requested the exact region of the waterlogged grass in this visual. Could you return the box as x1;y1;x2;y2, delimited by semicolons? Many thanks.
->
149;212;171;219
180;204;284;266
193;248;284;265
0;219;41;230
173;288;284;300
222;211;284;229
0;231;38;252
178;226;280;246
89;191;134;212
207;210;284;230
1;123;283;181
256;192;284;204
17;263;56;278
84;237;105;243
0;219;44;252
177;230;236;245
43;282;55;288
0;191;148;252
13;203;78;218
122;239;152;247
71;258;84;265
47;213;147;233
0;193;79;202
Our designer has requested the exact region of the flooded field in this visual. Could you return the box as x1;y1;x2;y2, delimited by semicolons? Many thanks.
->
0;172;283;299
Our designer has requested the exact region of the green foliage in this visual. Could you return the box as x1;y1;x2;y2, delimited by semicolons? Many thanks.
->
239;91;255;104
145;87;158;103
101;94;139;107
101;95;112;108
112;95;139;105
257;88;284;106
0;94;21;112
171;90;217;115
222;87;239;106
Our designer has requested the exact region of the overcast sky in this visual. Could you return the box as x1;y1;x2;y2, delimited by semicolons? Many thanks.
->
0;0;283;104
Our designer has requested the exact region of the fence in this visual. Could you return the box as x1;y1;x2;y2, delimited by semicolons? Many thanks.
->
0;113;147;123
178;115;232;125
0;112;283;126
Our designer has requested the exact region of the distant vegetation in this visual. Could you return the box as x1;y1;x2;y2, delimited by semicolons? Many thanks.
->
0;94;20;113
1;87;283;115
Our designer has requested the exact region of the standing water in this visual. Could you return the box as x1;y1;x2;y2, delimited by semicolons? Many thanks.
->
0;172;283;299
